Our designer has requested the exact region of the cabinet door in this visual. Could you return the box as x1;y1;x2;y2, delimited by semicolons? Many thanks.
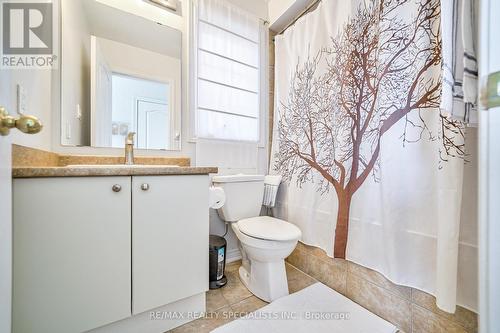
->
13;177;132;333
132;175;209;314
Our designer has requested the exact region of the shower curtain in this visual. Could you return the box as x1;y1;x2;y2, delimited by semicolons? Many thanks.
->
271;0;475;312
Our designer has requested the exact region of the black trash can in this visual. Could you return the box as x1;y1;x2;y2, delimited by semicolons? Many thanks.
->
209;235;227;289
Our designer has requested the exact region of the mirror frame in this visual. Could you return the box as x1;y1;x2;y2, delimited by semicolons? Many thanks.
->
56;0;184;152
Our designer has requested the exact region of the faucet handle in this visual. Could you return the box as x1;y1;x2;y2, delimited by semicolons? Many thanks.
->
126;132;136;144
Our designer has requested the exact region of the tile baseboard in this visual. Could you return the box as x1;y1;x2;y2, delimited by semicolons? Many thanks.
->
226;248;242;264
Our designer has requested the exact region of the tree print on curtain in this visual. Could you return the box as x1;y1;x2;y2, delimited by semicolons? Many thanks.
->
274;0;465;258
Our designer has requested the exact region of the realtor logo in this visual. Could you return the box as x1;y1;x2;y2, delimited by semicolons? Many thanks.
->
1;0;58;69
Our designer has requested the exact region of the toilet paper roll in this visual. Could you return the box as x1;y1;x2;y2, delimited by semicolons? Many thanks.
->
209;186;226;209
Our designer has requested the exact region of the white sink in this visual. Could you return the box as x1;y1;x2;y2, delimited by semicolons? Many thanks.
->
65;164;180;168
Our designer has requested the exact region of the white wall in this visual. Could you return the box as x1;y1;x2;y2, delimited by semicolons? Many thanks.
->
268;0;314;32
86;1;183;60
98;38;181;91
268;0;296;25
5;69;53;150
96;0;184;31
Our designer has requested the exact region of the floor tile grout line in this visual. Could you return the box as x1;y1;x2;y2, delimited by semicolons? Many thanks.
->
411;303;475;333
288;260;409;332
410;299;414;333
411;299;476;332
345;262;413;302
297;246;413;303
225;294;255;307
346;265;476;331
206;260;474;333
285;261;319;283
347;271;412;303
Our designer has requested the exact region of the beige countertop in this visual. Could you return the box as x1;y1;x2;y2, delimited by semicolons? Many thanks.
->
13;165;218;178
12;144;217;178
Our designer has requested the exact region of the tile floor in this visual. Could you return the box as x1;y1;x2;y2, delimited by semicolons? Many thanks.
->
168;260;317;333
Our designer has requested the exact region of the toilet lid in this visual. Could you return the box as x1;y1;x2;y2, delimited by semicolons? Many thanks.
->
237;216;302;241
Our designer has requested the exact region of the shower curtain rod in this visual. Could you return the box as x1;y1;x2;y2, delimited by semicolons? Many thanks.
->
276;0;322;36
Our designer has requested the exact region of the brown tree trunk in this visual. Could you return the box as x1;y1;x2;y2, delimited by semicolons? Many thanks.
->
334;192;352;259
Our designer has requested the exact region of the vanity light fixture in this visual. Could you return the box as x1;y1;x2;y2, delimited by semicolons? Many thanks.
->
143;0;178;12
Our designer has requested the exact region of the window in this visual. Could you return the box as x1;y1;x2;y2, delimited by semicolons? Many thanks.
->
194;0;264;142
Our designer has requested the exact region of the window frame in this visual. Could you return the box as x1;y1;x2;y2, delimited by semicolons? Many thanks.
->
189;0;269;147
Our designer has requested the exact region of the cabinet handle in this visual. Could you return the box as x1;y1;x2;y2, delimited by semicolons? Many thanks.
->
141;183;150;191
112;184;122;192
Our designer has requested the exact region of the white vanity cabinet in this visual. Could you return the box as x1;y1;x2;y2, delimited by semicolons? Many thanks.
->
13;175;209;333
132;175;209;314
13;177;132;333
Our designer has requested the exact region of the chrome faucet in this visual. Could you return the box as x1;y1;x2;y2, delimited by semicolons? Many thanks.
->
125;132;136;165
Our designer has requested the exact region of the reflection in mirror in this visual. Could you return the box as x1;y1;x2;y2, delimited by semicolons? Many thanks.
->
60;0;182;150
111;74;172;150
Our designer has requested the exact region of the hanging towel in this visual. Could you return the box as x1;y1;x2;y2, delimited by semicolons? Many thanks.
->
440;0;478;126
461;0;479;106
263;175;282;208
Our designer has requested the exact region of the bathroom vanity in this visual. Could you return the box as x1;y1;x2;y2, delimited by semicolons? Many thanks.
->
12;165;217;333
10;1;214;330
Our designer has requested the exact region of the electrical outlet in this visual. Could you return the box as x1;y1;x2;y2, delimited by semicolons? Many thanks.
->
17;84;27;114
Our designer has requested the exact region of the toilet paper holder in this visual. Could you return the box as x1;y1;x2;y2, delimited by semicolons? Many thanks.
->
209;186;226;209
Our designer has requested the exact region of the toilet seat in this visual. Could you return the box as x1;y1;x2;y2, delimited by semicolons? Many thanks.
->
237;216;301;241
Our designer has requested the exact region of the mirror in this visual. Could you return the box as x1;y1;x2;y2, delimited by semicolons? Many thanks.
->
60;0;182;150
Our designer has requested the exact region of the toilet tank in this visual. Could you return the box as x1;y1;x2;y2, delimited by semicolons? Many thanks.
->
212;174;265;222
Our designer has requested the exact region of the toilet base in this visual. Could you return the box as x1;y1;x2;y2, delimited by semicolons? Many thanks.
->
238;259;289;302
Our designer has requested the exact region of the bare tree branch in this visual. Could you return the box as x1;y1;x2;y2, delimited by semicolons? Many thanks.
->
273;0;465;258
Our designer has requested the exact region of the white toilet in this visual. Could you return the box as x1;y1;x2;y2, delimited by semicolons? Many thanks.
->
212;174;302;302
